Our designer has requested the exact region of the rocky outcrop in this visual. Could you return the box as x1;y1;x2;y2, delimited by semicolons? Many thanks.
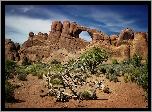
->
117;28;134;46
109;34;119;46
5;39;20;61
5;21;148;63
29;32;34;37
130;32;148;59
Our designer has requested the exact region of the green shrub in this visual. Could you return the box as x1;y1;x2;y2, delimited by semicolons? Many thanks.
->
5;60;17;79
51;78;63;85
108;68;115;74
31;71;37;76
121;58;131;65
22;60;29;66
124;75;129;83
108;74;119;82
37;70;44;79
25;70;30;75
28;60;33;65
81;90;91;100
100;67;106;75
124;67;148;102
105;68;119;82
144;54;148;72
17;74;27;81
5;80;16;102
112;59;119;64
68;59;75;67
131;54;142;67
141;74;148;93
80;47;110;74
37;74;43;79
29;66;36;73
50;63;64;73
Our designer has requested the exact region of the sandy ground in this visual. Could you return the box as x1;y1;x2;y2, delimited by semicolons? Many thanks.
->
5;73;148;108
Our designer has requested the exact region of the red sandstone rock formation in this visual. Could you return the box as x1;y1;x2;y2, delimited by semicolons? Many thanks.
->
5;39;20;61
116;28;134;46
130;32;148;59
5;21;148;63
109;34;119;46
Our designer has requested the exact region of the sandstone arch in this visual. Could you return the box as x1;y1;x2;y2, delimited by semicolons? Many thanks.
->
5;20;148;63
49;21;109;42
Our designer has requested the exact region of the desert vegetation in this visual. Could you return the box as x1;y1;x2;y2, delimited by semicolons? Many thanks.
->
5;47;148;107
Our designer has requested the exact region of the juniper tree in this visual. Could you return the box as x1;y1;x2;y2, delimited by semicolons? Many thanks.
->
79;47;110;74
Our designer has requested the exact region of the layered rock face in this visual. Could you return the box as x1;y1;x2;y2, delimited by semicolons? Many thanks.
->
5;21;148;63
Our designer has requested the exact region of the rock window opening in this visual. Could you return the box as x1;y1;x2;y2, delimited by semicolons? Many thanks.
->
79;31;92;42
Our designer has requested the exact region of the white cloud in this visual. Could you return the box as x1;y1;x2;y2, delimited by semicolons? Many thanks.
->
5;6;74;44
17;5;33;13
5;5;147;45
5;15;92;44
5;15;54;44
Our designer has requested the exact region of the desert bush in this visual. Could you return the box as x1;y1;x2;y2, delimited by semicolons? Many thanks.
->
29;66;36;73
31;71;37;76
22;60;29;66
28;60;33;65
100;67;106;75
124;66;148;102
5;60;17;79
37;70;46;79
112;59;119;64
37;74;43;79
107;73;119;82
17;73;27;81
108;68;115;74
124;75;129;83
24;69;30;75
51;78;63;85
14;66;22;75
81;90;91;100
121;58;131;65
5;80;16;102
131;53;142;67
144;54;148;72
104;67;119;82
80;47;110;74
67;59;75;67
51;63;64;73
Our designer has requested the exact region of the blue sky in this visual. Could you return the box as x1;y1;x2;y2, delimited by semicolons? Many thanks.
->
5;5;148;45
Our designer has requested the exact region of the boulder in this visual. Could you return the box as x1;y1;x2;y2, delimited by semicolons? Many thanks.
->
29;32;34;37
